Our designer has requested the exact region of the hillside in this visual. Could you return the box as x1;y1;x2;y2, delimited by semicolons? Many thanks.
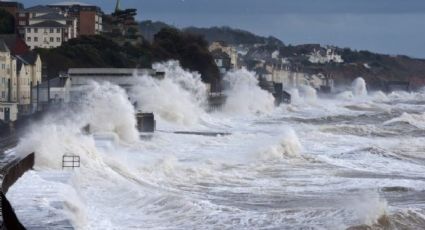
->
139;20;282;46
38;31;220;88
139;20;425;90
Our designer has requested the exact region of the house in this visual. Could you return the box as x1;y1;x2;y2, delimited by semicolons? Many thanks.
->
15;52;42;114
209;41;238;69
17;5;77;49
48;2;103;36
0;35;42;118
0;39;20;121
23;21;72;49
0;40;17;103
0;34;30;55
211;50;231;74
16;5;60;35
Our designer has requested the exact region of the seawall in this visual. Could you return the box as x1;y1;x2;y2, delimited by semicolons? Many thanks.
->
0;151;35;229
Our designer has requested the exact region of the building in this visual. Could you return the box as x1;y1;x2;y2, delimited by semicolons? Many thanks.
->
209;41;238;69
211;50;231;74
17;5;77;49
17;5;59;35
0;40;17;103
24;21;72;49
0;35;42;119
0;39;16;123
32;76;71;111
67;68;164;100
0;1;23;19
48;2;103;36
0;34;30;55
15;52;42;114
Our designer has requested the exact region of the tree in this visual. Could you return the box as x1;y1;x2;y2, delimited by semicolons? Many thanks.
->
152;28;220;86
0;9;15;34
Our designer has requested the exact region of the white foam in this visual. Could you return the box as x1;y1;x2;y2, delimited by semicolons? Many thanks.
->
130;61;208;126
222;68;275;114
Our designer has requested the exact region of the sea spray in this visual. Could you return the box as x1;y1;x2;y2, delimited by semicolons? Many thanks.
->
352;77;368;97
336;77;368;100
130;61;208;125
82;82;139;143
298;85;318;103
351;192;389;226
260;128;303;160
223;68;275;114
17;81;139;169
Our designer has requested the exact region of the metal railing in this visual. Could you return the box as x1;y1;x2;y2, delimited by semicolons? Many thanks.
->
62;155;80;169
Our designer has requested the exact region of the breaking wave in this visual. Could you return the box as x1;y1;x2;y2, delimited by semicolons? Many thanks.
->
222;68;275;114
260;128;303;160
17;82;138;169
384;112;425;129
130;61;208;125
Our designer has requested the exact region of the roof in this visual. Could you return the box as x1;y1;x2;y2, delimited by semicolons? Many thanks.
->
68;68;155;76
15;52;39;75
49;1;93;6
27;20;67;28
0;34;29;55
16;51;38;65
32;12;69;21
0;39;10;53
22;5;58;13
211;49;230;60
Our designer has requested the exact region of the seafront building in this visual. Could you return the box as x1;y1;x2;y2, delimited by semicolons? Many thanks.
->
209;41;239;69
0;36;42;121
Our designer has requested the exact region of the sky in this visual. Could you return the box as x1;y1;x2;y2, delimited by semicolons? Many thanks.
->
18;0;425;58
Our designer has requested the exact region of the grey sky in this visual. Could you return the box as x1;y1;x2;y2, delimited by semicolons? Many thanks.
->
19;0;425;58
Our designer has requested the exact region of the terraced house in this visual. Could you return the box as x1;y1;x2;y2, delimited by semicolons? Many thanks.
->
0;37;42;122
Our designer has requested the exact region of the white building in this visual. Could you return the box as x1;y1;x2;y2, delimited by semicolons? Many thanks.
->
24;21;72;49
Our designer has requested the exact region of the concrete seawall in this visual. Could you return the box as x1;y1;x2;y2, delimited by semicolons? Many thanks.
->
0;153;35;229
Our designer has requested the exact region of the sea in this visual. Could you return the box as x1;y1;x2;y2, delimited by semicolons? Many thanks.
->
7;61;425;229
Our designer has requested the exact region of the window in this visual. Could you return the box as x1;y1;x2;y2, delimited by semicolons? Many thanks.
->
0;108;3;112
1;64;4;69
57;28;61;33
1;91;5;99
34;37;38;42
27;37;31;42
32;13;36;18
19;20;25;26
50;28;54;33
56;37;61;42
27;28;31;33
34;28;38;33
19;13;25;17
50;37;54;42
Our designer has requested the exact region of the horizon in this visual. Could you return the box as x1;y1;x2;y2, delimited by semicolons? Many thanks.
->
17;0;425;58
